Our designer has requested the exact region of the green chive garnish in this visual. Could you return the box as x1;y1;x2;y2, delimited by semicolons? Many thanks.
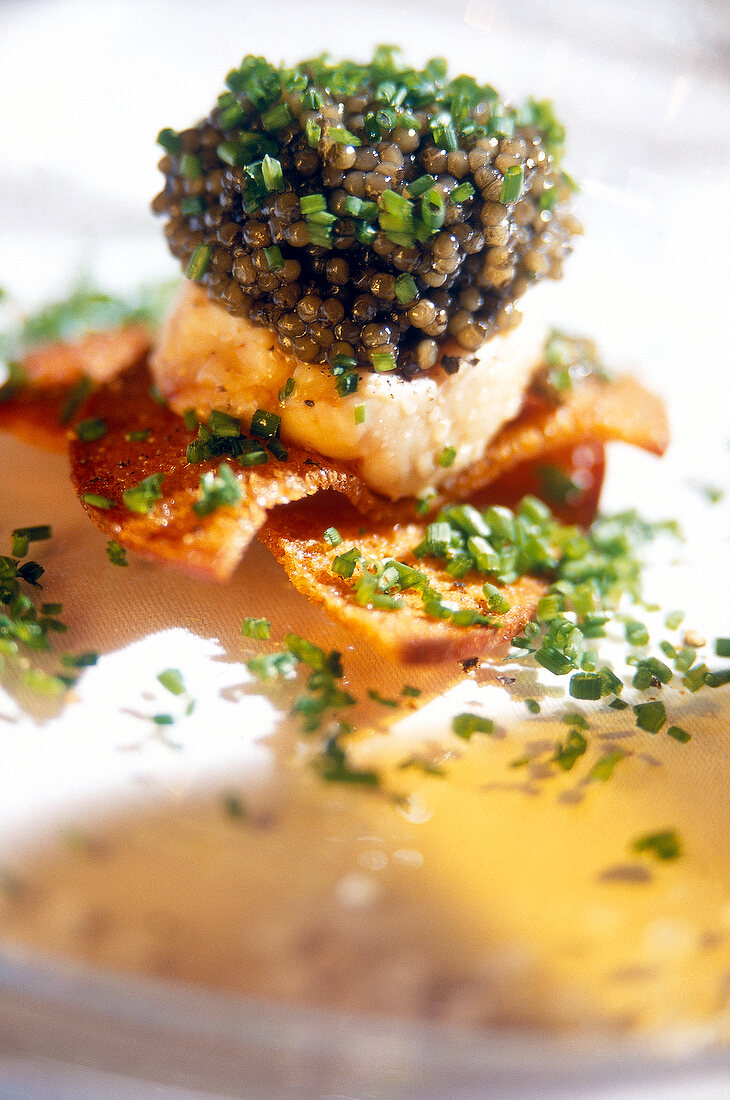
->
263;245;284;271
179;153;202;179
261;154;285;192
82;493;114;510
633;700;667;734
632;830;681;861
371;351;397;372
300;193;327;215
106;540;128;566
186;244;213;281
569;672;602;700
156;128;181;155
499;164;524;204
452;713;494;739
323;527;342;547
76;417;107;442
667;725;691;744
716;638;730;658
250;408;281;439
394;273;418;304
437;445;456;468
261;103;293;131
122;472;164;514
354;403;366;424
157;668;186;695
241;617;271;639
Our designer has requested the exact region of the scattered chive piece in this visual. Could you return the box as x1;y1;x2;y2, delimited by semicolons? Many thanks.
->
326;125;361;146
371;351;397;373
81;493;114;510
632;829;681;861
238;448;268;467
609;698;629;710
667;725;691;744
682;663;710;692
665;609;685;630
450;181;475;203
394;273;418;304
452;713;494;739
278;377;295;402
625;620;649;646
185;243;213;281
106;539;128;566
126;428;152;442
354;403;366;424
368;689;398;708
336;370;359;397
76;417;107;442
261;102;293;131
706;669;730;688
179;153;202;179
300;193;327;215
152;714;175;726
122;472;164;514
192;463;242;516
332;547;360;579
157;668;186;696
716;638;730;658
525;698;541;714
263;245;284;271
306;119;322;147
241;617;271;639
267;437;288;462
437;445;456;468
11;525;51;555
407;174;436;197
261;154;285;192
61;652;98;668
552;728;587;771
21;668;67;697
589;750;625;782
401;685;421;698
323;527;342;547
569;672;602;700
180;195;206;216
250;408;281;439
156;127;181;155
633;700;667;734
561;711;588;730
222;793;247;819
499;164;524;204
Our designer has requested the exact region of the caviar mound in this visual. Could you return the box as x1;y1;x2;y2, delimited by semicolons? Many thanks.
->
153;48;579;377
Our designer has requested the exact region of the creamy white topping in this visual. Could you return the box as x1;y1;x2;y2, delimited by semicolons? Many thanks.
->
151;283;546;500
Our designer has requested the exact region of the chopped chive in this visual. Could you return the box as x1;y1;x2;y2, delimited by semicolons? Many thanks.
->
126;428;152;443
569;672;602;700
106;539;128;566
241;617;271;639
625;620;650;646
632;829;681;861
157;668;186;696
609;698;629;710
336;370;359;397
716;638;730;658
499;164;524;204
332;547;360;578
218;100;245;130
122;472;164;514
534;646;574;676
394;273;418;304
633;700;666;734
589;750;625;782
561;711;588;730
192;463;242;516
452;713;494;739
278;377;295;403
76;417;107;442
371;351;397;372
179;153;202;179
261;102;293;131
300;193;327;215
401;685;421;698
11;525;51;546
263;245;284;271
61;651;98;668
186;243;213;281
238;448;268;467
261;154;285;192
437;445;456;468
323;527;342;547
407;174;436;198
664;609;685;630
250;408;281;439
152;714;175;726
180;195;206;216
266;437;288;462
525;698;541;714
81;493;113;510
326;125;361;146
156;127;181;155
682;663;710;692
450;181;475;203
420;187;446;232
368;689;398;708
354;403;366;424
667;725;691;744
148;384;167;406
306;119;322;147
552;728;587;771
706;669;730;687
